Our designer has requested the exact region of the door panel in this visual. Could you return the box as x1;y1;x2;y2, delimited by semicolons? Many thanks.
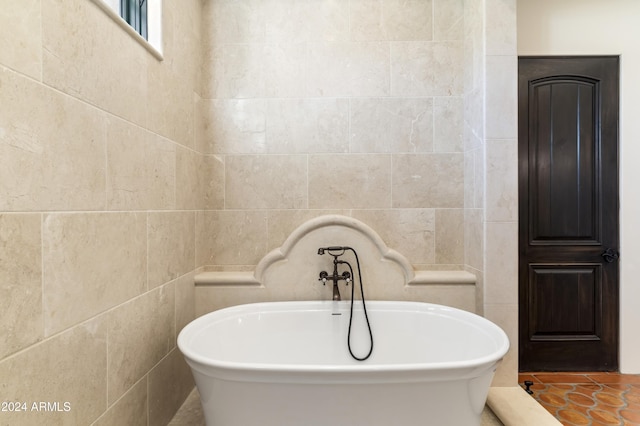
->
530;77;599;243
528;264;600;339
519;57;619;371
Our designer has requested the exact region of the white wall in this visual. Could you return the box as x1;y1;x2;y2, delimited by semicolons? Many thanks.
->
518;0;640;373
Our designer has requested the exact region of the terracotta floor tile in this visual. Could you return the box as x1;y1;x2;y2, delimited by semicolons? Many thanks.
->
595;392;627;407
540;391;568;407
564;401;594;418
626;391;640;404
557;408;590;425
589;408;624;424
588;374;640;384
567;391;596;407
626;402;640;412
548;384;575;396
603;384;631;394
620;409;640;423
575;384;604;395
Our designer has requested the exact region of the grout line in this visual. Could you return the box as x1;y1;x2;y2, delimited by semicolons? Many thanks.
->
40;213;45;338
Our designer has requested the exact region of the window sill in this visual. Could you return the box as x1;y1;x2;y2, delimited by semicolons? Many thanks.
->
91;0;163;61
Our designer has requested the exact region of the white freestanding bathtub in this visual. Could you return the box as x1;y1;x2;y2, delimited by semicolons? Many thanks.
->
178;300;509;426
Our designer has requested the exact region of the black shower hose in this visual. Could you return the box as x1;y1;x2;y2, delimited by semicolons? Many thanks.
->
341;247;374;361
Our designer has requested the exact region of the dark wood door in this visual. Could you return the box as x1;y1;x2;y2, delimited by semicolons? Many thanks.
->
518;56;619;371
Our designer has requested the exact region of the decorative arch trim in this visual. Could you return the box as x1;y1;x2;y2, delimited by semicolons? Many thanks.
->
254;215;415;283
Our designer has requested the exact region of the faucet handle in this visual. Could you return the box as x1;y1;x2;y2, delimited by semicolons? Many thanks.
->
342;271;351;285
318;271;328;284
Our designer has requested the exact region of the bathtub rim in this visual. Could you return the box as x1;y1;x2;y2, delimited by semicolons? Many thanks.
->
178;300;510;385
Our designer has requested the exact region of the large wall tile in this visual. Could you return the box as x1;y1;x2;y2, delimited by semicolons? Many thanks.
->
42;213;147;336
306;42;390;97
175;272;196;336
392;153;464;208
162;0;202;93
148;348;195;426
147;64;195;149
486;55;517;139
106;118;176;211
434;0;464;41
352;209;436;264
204;155;225;210
350;0;433;42
42;0;149;125
225;155;307;209
203;0;265;44
484;221;518;305
434;97;464;152
203;99;266;154
203;43;265;99
196;210;268;266
464;208;484;272
0;317;107;426
0;0;42;79
463;146;485;210
93;378;147;426
485;0;517;55
267;99;349;153
0;214;42;359
309;154;392;209
350;98;433;153
0;67;107;211
391;41;463;96
148;212;196;289
194;94;207;153
263;43;307;98
176;146;207;210
107;283;175;404
264;0;349;42
486;139;518;222
435;208;464;264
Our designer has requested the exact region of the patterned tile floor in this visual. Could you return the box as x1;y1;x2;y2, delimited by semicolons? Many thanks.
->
519;372;640;425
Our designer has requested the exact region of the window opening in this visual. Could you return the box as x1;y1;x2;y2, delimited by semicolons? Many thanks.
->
120;0;147;39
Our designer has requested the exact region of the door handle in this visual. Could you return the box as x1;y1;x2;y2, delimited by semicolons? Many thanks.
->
601;248;619;263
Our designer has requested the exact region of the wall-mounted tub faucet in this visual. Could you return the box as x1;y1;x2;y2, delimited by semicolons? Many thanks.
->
317;247;351;301
317;245;373;361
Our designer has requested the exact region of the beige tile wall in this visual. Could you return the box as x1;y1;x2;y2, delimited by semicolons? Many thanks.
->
463;0;519;386
483;0;519;386
199;0;467;273
0;1;202;425
0;4;520;426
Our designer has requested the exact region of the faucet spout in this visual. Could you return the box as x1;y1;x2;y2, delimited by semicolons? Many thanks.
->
333;283;341;301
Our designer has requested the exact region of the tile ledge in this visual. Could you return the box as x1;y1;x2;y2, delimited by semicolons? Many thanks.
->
487;387;562;426
195;270;476;287
408;270;476;285
194;271;261;287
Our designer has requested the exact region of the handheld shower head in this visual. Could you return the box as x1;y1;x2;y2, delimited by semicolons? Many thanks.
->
317;246;347;256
